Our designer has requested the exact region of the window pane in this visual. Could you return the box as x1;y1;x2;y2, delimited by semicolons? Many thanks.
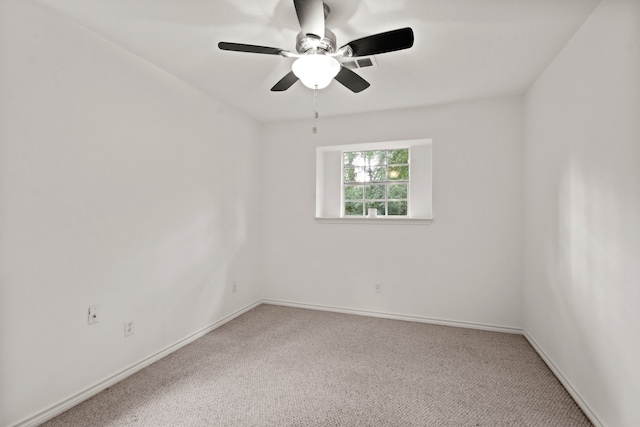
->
343;147;411;218
344;167;365;183
366;201;386;216
388;184;408;199
345;201;363;216
365;184;385;200
388;201;408;216
388;165;409;181
343;151;364;167
344;185;363;200
388;149;409;165
365;166;386;182
365;150;386;166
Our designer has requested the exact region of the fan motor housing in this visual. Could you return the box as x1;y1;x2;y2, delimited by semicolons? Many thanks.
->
296;28;337;54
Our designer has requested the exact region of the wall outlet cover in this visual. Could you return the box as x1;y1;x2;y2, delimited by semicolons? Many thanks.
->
88;305;99;324
124;321;134;336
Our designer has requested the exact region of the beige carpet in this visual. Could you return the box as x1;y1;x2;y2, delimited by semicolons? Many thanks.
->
42;304;591;426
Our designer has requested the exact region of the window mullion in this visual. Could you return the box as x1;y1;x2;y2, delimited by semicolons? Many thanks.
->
344;148;409;217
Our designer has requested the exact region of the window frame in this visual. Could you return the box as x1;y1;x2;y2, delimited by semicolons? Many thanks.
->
341;148;411;217
315;138;433;225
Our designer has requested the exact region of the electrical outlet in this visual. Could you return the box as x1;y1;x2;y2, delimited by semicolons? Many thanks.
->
124;321;134;337
375;284;382;293
232;281;237;293
88;305;99;324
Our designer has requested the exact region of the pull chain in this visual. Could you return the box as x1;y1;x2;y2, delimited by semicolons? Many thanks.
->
312;86;319;134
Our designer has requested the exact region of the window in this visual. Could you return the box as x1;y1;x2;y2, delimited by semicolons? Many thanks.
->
316;139;432;224
343;149;410;216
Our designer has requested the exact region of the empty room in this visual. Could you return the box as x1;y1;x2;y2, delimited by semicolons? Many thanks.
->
1;0;638;426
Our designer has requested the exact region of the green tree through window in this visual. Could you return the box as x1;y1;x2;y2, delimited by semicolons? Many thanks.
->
343;148;409;216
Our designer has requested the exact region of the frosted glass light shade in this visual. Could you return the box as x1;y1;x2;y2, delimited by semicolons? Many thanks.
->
292;54;340;89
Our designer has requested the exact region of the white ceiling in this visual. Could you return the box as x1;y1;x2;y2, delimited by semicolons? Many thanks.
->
35;0;600;123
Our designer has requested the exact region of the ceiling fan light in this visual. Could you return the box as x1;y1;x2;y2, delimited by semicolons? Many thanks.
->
292;54;340;89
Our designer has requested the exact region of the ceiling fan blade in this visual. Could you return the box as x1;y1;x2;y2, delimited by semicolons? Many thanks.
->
293;0;325;40
334;67;370;93
218;42;284;55
271;71;300;91
341;27;414;57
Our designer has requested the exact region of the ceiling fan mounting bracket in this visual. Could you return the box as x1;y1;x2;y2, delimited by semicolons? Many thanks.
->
338;45;353;57
296;28;337;54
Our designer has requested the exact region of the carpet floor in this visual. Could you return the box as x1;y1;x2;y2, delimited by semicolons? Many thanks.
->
42;304;591;426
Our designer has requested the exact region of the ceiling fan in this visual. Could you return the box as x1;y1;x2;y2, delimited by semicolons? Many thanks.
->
218;0;414;93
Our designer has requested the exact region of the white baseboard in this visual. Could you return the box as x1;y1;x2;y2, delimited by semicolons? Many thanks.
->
12;300;262;427
523;332;604;427
261;298;524;334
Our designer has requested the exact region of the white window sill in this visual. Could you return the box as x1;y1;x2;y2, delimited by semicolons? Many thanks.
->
315;217;433;225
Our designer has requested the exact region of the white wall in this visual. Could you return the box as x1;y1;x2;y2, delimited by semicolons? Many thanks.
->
7;0;636;424
261;97;524;329
523;0;640;425
0;1;263;425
